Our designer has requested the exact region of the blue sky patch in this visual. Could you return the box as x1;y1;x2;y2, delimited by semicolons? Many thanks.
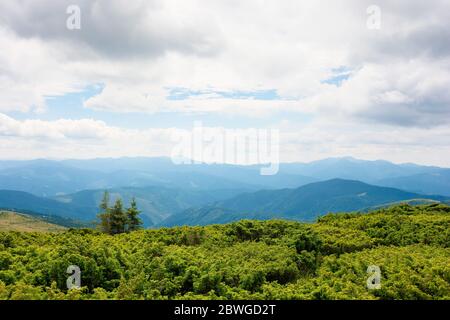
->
167;88;280;100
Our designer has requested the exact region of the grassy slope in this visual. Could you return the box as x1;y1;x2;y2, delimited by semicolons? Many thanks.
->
0;211;66;232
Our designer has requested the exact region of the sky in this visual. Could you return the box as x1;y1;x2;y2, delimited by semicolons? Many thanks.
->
0;0;449;166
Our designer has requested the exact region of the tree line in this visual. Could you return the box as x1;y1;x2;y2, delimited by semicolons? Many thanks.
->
97;191;143;234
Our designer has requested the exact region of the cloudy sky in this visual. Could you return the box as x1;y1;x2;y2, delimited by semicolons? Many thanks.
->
0;0;449;166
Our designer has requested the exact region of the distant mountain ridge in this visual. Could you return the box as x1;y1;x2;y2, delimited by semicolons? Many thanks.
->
161;179;449;226
0;156;448;196
0;157;449;228
0;160;263;197
376;170;450;196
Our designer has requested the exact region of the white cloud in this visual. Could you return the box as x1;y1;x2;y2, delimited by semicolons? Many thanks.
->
0;0;447;123
1;113;449;167
0;0;449;164
278;118;450;166
83;83;303;117
0;113;182;159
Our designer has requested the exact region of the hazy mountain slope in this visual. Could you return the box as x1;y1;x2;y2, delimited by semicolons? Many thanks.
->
64;157;318;189
375;169;450;196
171;163;318;189
64;158;264;190
0;185;246;227
0;163;110;197
0;162;260;197
280;157;440;182
105;170;261;190
0;158;318;193
162;179;449;226
0;157;448;197
0;190;88;219
54;186;248;226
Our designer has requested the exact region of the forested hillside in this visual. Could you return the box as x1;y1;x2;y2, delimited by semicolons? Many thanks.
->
0;203;449;300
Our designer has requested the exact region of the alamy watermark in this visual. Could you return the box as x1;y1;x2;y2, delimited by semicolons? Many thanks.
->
171;122;279;175
66;265;81;290
366;265;381;290
366;5;381;30
66;5;81;30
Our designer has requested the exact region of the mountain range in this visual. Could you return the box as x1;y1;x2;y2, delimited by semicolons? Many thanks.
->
0;156;449;227
0;157;449;196
161;179;448;226
0;179;448;227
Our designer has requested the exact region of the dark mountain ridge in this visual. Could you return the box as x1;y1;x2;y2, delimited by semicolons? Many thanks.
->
161;179;448;226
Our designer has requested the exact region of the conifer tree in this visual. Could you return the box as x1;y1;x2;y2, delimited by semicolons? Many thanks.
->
126;197;143;232
109;198;127;234
97;191;111;234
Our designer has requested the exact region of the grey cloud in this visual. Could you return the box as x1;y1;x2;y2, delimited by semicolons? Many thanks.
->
0;0;222;59
360;24;450;63
355;101;450;128
346;0;450;64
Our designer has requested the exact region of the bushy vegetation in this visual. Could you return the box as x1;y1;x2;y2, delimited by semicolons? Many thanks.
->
0;203;449;300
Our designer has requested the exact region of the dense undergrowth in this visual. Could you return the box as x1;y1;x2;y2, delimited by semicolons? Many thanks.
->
0;203;449;300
